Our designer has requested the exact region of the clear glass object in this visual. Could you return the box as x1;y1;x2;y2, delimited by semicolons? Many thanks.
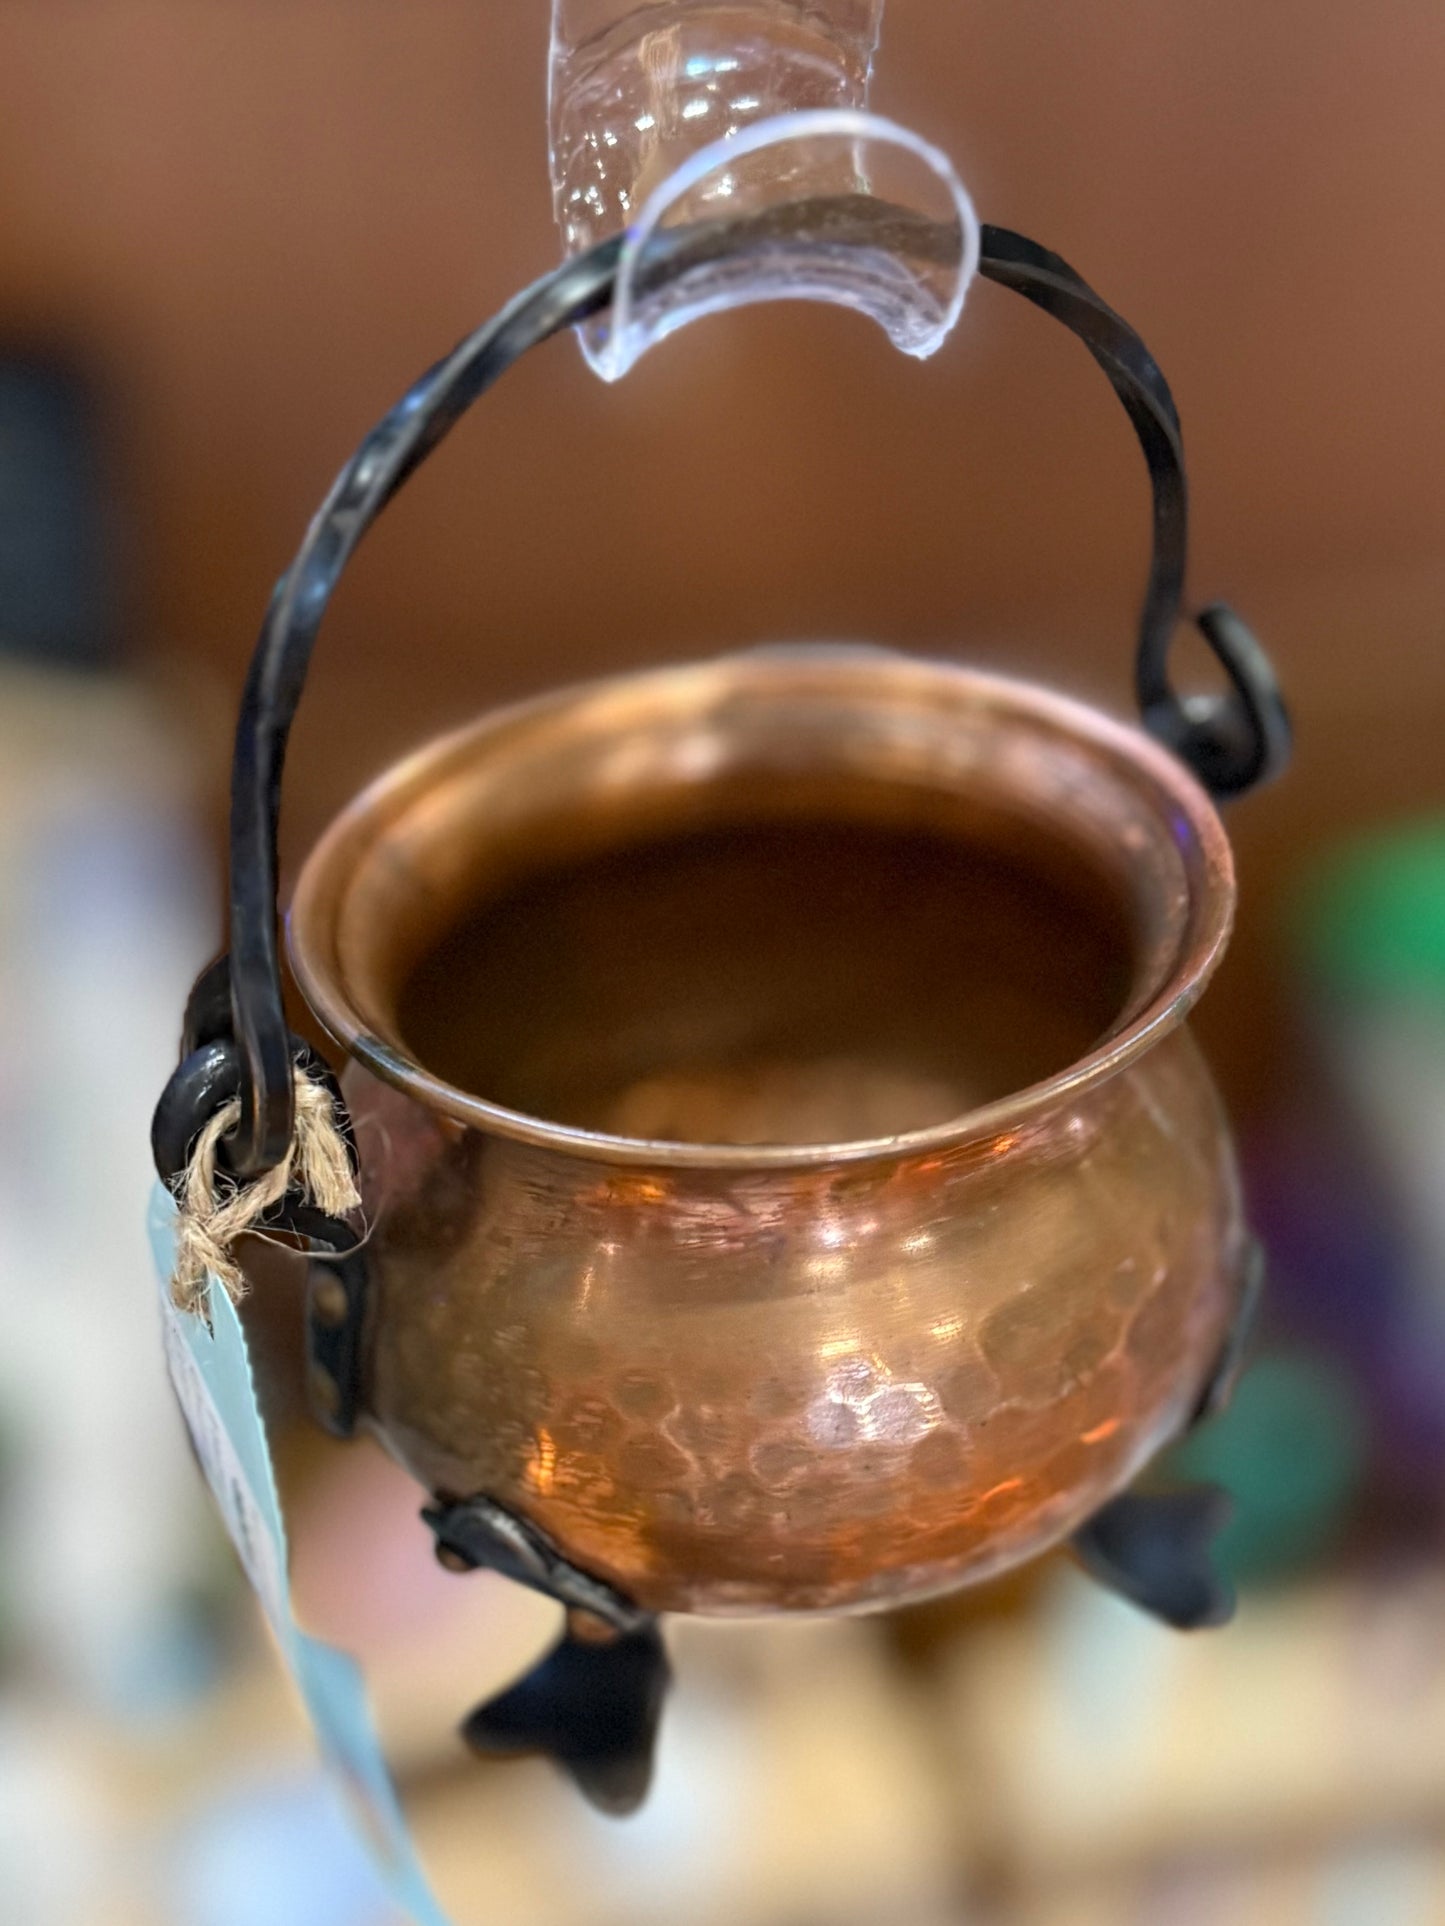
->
550;2;886;249
600;111;978;380
549;2;975;377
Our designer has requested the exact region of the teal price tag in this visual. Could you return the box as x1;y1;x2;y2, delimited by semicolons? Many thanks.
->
149;1187;453;1926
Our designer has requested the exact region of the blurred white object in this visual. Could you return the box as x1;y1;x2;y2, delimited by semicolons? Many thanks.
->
942;1560;1445;1892
0;1705;108;1926
0;665;219;1717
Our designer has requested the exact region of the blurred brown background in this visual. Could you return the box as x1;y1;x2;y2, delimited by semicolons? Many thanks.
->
3;0;1442;1121
3;9;1445;1923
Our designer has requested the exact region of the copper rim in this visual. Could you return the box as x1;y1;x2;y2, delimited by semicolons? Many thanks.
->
288;648;1235;1169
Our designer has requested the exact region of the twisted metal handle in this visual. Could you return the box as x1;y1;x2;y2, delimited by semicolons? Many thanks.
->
977;226;1290;798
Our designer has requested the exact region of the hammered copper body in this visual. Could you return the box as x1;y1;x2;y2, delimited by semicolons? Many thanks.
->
287;648;1244;1617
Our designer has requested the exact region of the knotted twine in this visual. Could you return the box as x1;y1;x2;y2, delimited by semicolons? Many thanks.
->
170;1069;361;1315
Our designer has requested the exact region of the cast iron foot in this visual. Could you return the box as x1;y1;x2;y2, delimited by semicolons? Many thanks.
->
1072;1484;1235;1629
423;1492;668;1814
463;1614;671;1816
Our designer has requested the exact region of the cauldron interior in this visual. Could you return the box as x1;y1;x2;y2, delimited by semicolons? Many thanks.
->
396;786;1133;1147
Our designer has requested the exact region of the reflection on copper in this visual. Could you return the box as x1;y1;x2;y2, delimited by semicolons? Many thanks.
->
529;1428;558;1495
811;1343;858;1375
1082;1418;1122;1446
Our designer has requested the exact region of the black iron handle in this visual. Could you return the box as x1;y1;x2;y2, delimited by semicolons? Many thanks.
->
975;227;1289;797
156;200;1290;1184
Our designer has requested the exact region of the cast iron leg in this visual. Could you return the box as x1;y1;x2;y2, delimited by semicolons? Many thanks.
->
425;1493;669;1816
1072;1485;1235;1629
463;1614;670;1816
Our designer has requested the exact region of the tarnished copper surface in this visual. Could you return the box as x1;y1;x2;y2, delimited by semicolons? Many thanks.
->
287;649;1244;1616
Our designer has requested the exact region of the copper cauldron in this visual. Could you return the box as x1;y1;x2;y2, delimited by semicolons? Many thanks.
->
289;646;1242;1616
151;202;1289;1806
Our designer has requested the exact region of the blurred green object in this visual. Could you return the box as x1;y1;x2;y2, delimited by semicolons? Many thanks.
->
1296;818;1445;998
1168;1354;1367;1585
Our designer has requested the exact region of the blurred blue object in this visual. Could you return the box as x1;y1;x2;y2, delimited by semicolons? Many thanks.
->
169;1772;400;1926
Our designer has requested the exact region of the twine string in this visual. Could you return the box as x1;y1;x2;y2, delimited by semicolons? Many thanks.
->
170;1069;360;1314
